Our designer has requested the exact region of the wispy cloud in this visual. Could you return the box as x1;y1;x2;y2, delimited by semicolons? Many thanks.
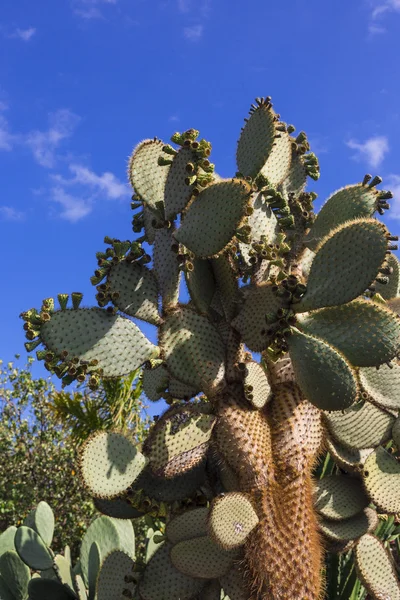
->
0;115;14;151
178;0;190;12
385;175;400;219
183;24;203;41
50;187;92;222
9;27;36;41
346;135;389;168
0;206;24;221
72;0;117;19
24;109;80;167
368;0;400;33
52;163;129;199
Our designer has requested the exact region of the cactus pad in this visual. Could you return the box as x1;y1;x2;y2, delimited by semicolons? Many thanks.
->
236;101;277;178
186;258;216;314
160;306;225;393
153;226;181;309
107;261;160;324
359;363;400;411
80;431;147;498
14;526;54;570
220;566;248;600
174;179;252;258
287;329;358;411
260;131;292;186
27;579;78;600
132;461;206;503
142;363;169;402
363;446;400;514
94;496;144;519
318;507;378;542
242;361;271;409
168;377;199;400
323;400;394;449
23;501;54;547
170;535;239;579
166;507;209;544
326;438;374;474
0;550;30;600
208;492;259;550
374;253;400;299
96;550;135;600
297;299;400;367
313;474;369;521
128;139;169;211
355;534;400;600
295;219;389;312
246;192;279;247
164;147;197;219
279;150;307;199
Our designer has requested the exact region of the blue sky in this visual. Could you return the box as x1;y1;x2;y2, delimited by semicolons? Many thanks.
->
1;0;400;392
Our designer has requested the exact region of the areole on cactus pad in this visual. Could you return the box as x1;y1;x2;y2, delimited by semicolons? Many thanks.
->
20;95;400;600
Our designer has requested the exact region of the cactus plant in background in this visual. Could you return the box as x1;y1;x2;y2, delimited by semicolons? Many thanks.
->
20;97;400;599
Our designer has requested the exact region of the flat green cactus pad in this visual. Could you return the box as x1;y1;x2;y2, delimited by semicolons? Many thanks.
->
107;261;160;325
53;554;75;593
318;507;378;543
304;184;379;252
23;501;54;547
0;550;30;600
355;534;400;600
0;526;17;556
97;550;135;600
40;308;159;378
208;492;259;550
160;306;225;394
174;179;252;258
372;253;400;300
186;258;216;314
295;219;389;312
142;363;169;402
246;192;279;247
28;578;78;600
166;507;209;544
278;150;307;199
220;566;248;600
389;296;400;315
392;417;400;449
128;139;169;211
138;542;205;600
242;361;271;409
313;475;369;521
80;431;147;498
231;283;283;352
212;254;239;322
93;496;145;520
363;446;400;514
14;526;54;571
132;461;206;503
168;377;199;400
143;204;162;244
143;404;215;478
326;438;374;474
323;400;394;449
297;300;400;367
359;363;400;411
153;226;181;309
164;147;197;219
170;535;240;579
0;575;16;600
260;131;292;186
287;329;358;411
236;101;277;178
201;580;223;600
298;247;315;279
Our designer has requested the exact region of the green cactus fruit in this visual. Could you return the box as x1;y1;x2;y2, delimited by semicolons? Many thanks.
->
153;226;181;309
220;566;248;600
355;533;400;600
138;542;205;600
304;184;381;252
318;507;378;543
260;131;292;187
14;526;54;570
186;258;216;314
164;147;198;219
287;329;358;411
362;446;400;514
313;474;369;521
0;550;30;600
23;501;55;547
93;496;145;520
208;492;259;550
128;139;169;212
326;438;374;474
53;554;75;593
27;578;78;600
96;550;135;600
79;517;134;588
106;261;161;325
278;150;307;200
242;361;271;409
160;306;225;394
165;507;209;544
142;363;169;401
211;254;239;322
236;100;277;178
143;404;215;478
231;282;283;352
79;431;147;498
359;363;400;411
297;299;400;367
323;400;394;450
38;307;159;378
0;526;17;556
174;179;252;258
295;218;390;313
375;254;400;299
170;535;240;579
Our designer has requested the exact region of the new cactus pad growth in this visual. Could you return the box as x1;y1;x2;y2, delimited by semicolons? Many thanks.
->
21;96;400;599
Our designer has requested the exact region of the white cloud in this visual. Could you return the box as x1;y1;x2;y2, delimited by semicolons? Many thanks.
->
0;115;14;151
369;0;400;31
368;23;386;34
183;24;203;41
52;163;128;199
0;206;24;221
0;101;8;111
346;135;389;168
72;0;117;19
385;175;400;219
51;187;92;222
24;109;80;167
9;27;36;41
178;0;191;12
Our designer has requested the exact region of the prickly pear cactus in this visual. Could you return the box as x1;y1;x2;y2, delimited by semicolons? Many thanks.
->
21;97;400;599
